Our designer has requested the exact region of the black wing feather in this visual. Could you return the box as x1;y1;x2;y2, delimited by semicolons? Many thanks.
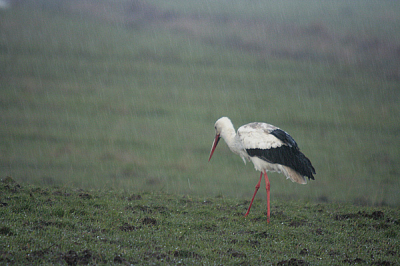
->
270;129;298;149
246;146;316;180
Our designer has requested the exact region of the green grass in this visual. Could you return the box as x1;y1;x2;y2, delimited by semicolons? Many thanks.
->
1;0;400;209
1;177;399;265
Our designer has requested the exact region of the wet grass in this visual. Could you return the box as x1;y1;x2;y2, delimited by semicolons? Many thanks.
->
0;0;400;208
1;177;400;265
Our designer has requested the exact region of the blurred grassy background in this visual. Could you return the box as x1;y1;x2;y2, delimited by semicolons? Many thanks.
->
1;0;399;206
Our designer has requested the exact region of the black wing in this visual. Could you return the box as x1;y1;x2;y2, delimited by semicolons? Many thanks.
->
246;145;316;180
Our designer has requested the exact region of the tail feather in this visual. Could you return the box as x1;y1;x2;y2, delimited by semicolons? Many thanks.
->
283;166;307;184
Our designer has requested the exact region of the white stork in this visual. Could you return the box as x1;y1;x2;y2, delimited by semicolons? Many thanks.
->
208;117;315;223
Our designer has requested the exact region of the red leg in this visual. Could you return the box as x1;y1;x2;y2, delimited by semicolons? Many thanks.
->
244;172;263;217
263;170;270;223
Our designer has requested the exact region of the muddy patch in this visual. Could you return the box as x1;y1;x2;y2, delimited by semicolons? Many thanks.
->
119;222;139;232
62;249;104;265
141;217;157;226
335;211;384;221
226;248;247;258
127;194;142;201
277;258;308;265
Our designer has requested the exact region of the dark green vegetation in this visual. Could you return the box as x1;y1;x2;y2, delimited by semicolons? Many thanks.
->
1;177;400;265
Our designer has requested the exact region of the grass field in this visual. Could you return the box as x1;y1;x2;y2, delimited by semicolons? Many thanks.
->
1;0;400;209
1;1;400;264
1;177;399;265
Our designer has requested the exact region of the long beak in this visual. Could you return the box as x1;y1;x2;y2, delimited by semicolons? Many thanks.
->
208;134;220;162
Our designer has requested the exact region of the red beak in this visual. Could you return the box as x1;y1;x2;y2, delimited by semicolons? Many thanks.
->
208;134;220;161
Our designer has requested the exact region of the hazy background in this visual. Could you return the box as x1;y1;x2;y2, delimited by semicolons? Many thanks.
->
1;0;399;206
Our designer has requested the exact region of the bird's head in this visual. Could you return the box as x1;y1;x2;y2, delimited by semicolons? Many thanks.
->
208;117;232;161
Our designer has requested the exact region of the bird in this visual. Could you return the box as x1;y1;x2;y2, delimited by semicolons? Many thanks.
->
208;117;315;223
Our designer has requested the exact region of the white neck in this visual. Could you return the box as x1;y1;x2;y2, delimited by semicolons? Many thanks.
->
220;124;241;155
215;117;248;163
